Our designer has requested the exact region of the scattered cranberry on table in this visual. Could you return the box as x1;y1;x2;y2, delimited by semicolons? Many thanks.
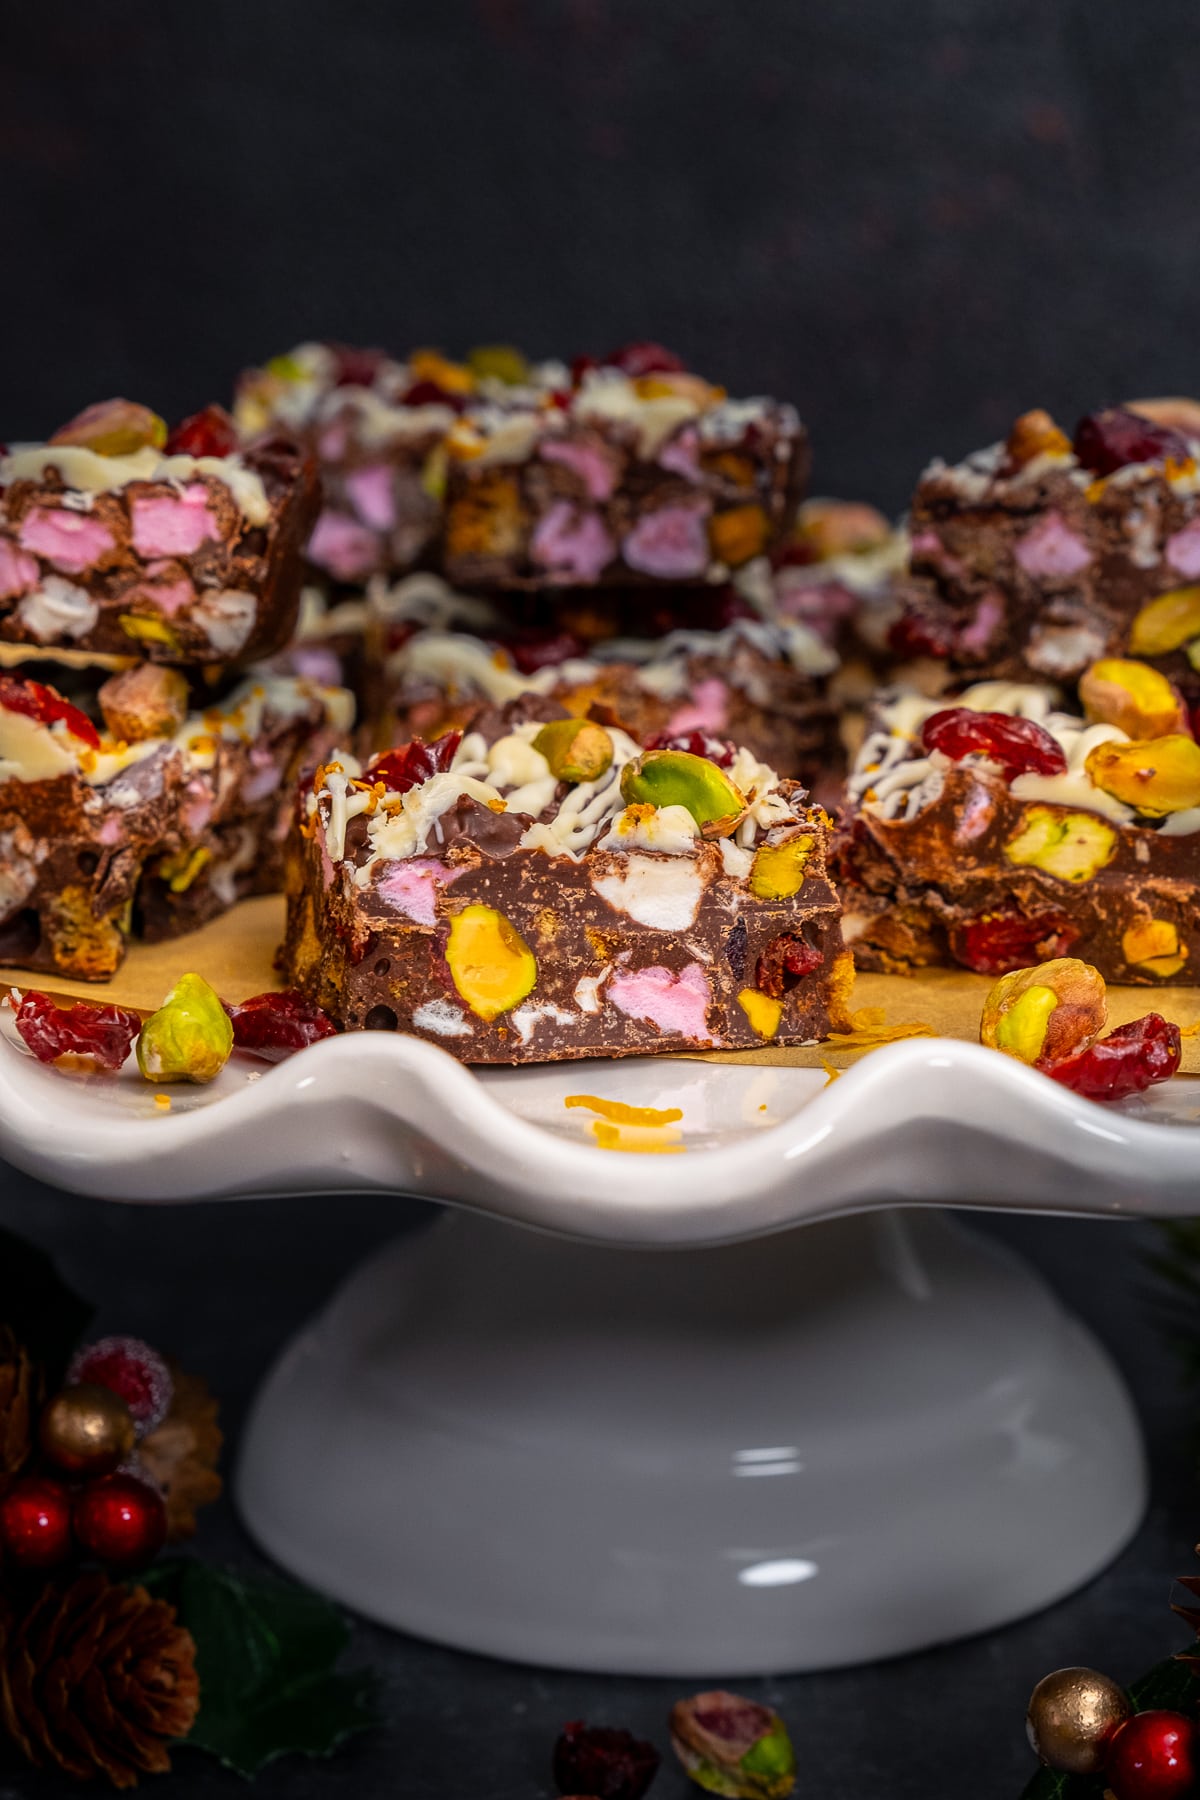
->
1043;1013;1182;1102
552;1719;661;1800
13;991;141;1074
226;990;337;1062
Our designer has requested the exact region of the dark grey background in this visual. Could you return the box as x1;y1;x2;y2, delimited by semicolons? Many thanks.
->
4;8;1199;1796
0;1183;1194;1800
5;2;1200;509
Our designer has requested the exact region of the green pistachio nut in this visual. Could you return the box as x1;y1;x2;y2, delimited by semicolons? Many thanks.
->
620;750;746;833
532;718;614;784
136;973;233;1085
670;1692;796;1800
467;344;530;385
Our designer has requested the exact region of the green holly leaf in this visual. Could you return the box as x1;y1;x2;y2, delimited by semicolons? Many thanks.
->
1019;1658;1199;1798
0;1225;92;1376
143;1559;379;1775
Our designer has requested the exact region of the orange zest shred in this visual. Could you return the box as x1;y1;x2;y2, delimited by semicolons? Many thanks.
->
565;1094;684;1127
591;1120;685;1155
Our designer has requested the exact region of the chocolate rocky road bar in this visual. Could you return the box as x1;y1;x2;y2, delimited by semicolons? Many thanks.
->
281;712;851;1064
0;663;352;982
837;680;1200;985
0;402;316;666
893;401;1200;692
235;340;809;592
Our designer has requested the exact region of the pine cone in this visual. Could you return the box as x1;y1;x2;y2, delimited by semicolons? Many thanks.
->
0;1571;200;1787
0;1325;41;1491
137;1366;222;1542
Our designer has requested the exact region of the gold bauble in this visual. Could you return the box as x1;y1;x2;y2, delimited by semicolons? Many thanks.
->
1026;1666;1132;1775
38;1383;137;1476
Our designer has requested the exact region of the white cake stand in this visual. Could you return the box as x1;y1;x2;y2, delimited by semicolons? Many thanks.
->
0;1027;1190;1673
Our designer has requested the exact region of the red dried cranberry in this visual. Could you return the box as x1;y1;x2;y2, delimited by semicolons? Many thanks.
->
0;674;99;749
226;989;337;1062
401;379;465;411
552;1720;661;1800
1042;1013;1181;1101
165;403;238;458
645;729;737;768
922;707;1066;778
569;354;599;388
13;990;140;1073
755;933;823;998
328;343;389;389
950;912;1079;976
887;610;955;660
368;730;463;793
504;629;587;675
605;341;686;377
1072;406;1190;476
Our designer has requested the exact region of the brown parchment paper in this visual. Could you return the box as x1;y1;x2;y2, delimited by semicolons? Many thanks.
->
4;897;1200;1073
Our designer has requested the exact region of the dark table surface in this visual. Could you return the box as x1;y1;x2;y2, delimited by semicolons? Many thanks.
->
0;1172;1191;1800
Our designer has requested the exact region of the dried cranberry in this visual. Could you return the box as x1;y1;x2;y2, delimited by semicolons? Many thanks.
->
328;343;389;389
401;379;465;411
644;728;737;767
165;403;238;458
755;933;824;998
503;629;587;675
0;674;99;749
226;989;337;1062
368;730;463;793
1072;406;1190;476
569;354;599;388
887;610;955;660
605;341;686;377
13;990;140;1073
552;1720;660;1800
1042;1012;1182;1101
922;707;1067;778
950;912;1079;976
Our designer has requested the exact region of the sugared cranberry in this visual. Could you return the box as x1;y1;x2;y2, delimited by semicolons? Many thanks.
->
69;1336;173;1433
13;990;141;1073
368;730;464;794
605;341;686;378
755;933;823;998
328;343;389;389
1072;407;1191;477
401;379;466;411
504;629;587;675
226;989;337;1062
950;912;1079;976
552;1720;661;1800
0;673;99;749
644;729;737;768
922;707;1067;779
1042;1013;1181;1103
165;403;238;458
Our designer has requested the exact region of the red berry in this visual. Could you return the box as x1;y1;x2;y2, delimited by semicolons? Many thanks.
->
949;912;1079;976
605;341;686;377
644;729;738;768
1043;1013;1182;1102
922;706;1067;779
888;610;955;661
401;378;466;411
13;990;141;1073
504;629;586;675
0;1476;73;1568
0;672;99;749
165;403;238;458
73;1472;167;1570
328;343;389;389
569;354;599;388
755;933;824;998
1106;1710;1197;1799
1073;407;1191;477
368;730;463;793
553;1720;661;1800
69;1337;173;1434
227;989;337;1062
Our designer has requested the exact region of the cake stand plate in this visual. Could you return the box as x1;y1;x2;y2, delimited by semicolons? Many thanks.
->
0;1023;1187;1671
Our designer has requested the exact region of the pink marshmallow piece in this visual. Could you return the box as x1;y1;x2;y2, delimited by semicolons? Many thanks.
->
0;537;39;601
531;501;615;583
130;486;221;559
1013;511;1092;579
658;428;701;480
18;508;116;574
666;676;729;736
308;509;382;582
344;464;397;532
608;962;715;1044
128;569;197;617
376;858;465;926
622;500;711;579
1166;518;1200;578
956;590;1005;654
540;437;619;502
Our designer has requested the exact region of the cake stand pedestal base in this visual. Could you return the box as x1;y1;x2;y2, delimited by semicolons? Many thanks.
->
236;1207;1145;1674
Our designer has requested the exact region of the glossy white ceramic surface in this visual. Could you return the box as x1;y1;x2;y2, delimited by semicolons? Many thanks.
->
236;1209;1145;1673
